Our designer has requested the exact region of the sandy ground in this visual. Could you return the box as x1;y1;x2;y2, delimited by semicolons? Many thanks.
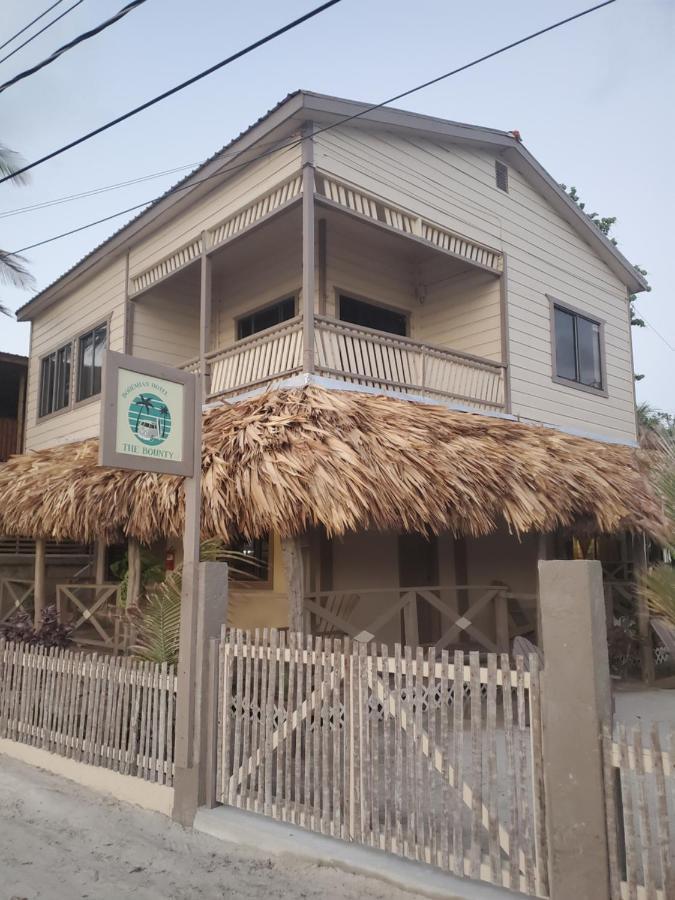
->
0;756;427;900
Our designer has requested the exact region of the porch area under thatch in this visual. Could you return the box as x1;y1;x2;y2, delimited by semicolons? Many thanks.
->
0;386;666;660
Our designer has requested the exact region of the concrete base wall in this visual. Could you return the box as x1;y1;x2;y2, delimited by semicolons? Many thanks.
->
0;738;173;816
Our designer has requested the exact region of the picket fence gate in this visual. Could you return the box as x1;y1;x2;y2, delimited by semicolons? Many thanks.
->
0;640;176;784
211;629;548;896
603;723;675;900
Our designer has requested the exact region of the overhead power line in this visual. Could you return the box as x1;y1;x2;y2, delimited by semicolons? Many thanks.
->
0;0;68;54
0;0;86;67
0;0;149;96
0;0;343;187
10;0;618;258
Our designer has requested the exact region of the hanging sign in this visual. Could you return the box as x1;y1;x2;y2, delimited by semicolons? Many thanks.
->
99;350;197;476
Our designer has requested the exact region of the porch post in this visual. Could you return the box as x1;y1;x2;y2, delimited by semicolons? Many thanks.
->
301;122;316;375
33;537;46;627
199;229;212;401
127;538;142;607
281;535;305;634
632;532;654;684
538;560;612;900
94;540;106;585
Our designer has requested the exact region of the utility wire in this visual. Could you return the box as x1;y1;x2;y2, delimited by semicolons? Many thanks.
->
10;0;618;257
0;0;148;95
0;0;67;54
634;310;675;353
0;0;85;67
0;0;343;186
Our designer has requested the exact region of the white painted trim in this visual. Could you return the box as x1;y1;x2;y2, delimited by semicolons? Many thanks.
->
0;739;173;816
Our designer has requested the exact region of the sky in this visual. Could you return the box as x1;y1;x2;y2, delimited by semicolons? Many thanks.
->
1;0;673;414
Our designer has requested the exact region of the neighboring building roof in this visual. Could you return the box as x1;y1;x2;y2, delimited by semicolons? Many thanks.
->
0;387;664;544
16;91;647;321
0;351;28;367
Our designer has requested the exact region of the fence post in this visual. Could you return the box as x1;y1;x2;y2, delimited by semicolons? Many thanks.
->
538;560;612;900
172;560;228;824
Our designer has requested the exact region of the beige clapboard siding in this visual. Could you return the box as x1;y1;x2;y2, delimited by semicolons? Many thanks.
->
315;126;636;441
128;144;302;282
323;223;416;322
24;258;127;452
418;269;502;362
213;222;301;349
132;283;200;367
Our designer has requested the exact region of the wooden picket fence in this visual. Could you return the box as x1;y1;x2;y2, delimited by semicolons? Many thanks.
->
603;724;675;900
212;629;548;896
0;640;176;784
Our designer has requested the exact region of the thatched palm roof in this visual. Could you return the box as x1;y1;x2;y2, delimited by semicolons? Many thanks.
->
0;387;665;544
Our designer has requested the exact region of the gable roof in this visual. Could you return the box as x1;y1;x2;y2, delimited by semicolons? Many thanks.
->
16;91;646;320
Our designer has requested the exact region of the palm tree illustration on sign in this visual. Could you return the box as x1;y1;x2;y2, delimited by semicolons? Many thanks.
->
158;404;170;438
133;395;155;431
127;393;172;447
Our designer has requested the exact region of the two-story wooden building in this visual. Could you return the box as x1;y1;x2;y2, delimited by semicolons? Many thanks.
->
0;92;663;653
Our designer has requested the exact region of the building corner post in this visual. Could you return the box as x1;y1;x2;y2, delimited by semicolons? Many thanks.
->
301;122;316;376
538;560;612;900
33;537;46;628
632;532;654;684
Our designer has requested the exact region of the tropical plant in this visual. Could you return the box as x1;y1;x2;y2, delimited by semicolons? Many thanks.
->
110;547;165;607
0;604;73;648
639;434;675;627
1;144;34;309
131;541;260;664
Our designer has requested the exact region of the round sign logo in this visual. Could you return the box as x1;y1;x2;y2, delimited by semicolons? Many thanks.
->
127;392;172;447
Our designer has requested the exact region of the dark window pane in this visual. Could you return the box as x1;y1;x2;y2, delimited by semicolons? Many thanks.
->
39;343;70;416
554;307;577;381
92;325;106;396
577;316;602;388
237;297;295;340
229;535;270;581
78;332;93;400
339;295;407;336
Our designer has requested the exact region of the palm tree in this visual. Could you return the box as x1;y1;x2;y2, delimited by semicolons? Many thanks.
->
639;434;675;627
158;404;170;438
133;394;155;432
1;143;34;310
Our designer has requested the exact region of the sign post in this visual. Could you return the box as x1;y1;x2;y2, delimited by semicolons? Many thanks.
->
99;351;204;822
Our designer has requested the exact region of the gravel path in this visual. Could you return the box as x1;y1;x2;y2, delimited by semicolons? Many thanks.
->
0;755;424;900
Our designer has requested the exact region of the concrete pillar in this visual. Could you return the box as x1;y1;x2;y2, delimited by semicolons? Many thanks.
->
282;536;305;634
33;537;46;627
538;560;612;900
172;559;228;825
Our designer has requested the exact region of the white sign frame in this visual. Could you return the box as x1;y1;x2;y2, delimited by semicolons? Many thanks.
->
99;350;197;476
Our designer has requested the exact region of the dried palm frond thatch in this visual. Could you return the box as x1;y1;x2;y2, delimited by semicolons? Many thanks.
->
0;387;666;545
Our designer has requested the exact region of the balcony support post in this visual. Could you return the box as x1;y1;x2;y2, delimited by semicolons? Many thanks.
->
301;123;316;374
199;230;212;401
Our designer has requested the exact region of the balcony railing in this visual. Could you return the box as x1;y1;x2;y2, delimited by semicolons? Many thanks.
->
181;315;506;411
314;316;505;410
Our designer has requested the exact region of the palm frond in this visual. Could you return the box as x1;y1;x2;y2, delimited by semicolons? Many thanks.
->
0;303;12;317
131;571;182;664
640;565;675;628
0;250;35;290
0;144;29;186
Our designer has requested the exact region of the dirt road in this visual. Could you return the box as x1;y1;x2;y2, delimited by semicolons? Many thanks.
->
0;755;424;900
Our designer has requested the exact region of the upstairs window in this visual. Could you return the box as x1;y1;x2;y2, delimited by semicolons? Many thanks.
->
339;295;407;337
39;343;71;417
237;297;295;340
495;160;509;193
77;323;107;402
552;302;604;391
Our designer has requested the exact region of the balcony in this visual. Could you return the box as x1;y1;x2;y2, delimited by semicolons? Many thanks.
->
183;316;506;411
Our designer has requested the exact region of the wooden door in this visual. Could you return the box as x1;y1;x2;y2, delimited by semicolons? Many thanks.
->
398;533;440;645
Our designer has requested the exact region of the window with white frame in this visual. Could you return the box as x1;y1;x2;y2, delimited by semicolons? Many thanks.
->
77;323;107;402
39;343;72;417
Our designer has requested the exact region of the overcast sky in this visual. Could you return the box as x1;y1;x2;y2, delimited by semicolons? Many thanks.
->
1;0;673;413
